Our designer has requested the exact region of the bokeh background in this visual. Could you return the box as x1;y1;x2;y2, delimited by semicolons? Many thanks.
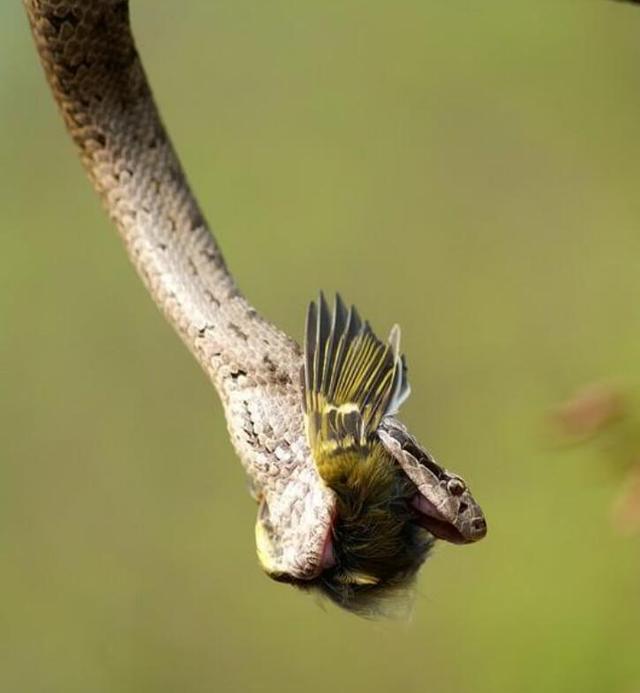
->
2;1;640;691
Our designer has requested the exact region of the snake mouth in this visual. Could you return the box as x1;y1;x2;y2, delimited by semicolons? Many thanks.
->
411;494;485;544
414;512;467;543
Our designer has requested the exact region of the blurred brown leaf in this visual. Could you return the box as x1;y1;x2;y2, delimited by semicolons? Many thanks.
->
551;383;626;442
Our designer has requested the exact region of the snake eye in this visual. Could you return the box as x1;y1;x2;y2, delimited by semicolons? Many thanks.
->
447;477;466;496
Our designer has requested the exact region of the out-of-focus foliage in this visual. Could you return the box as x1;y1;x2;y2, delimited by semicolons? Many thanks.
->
552;383;627;444
2;2;640;692
552;383;640;535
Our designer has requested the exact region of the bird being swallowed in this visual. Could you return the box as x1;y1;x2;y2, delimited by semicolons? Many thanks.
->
300;294;487;614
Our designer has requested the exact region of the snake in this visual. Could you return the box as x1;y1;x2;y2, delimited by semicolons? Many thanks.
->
23;0;486;609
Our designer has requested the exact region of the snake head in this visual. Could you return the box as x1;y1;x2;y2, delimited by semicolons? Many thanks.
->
377;418;487;544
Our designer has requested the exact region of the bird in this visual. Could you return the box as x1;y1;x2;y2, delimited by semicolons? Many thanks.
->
23;0;486;615
299;293;486;613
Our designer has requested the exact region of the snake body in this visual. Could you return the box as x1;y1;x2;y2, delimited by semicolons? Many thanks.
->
24;0;334;580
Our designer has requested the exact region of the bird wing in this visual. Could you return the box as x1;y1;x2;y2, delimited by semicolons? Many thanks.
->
303;293;410;458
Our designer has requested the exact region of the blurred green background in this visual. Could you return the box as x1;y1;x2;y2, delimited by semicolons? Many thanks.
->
2;1;640;691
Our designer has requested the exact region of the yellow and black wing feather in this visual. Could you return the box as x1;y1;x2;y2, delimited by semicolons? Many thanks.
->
303;293;410;458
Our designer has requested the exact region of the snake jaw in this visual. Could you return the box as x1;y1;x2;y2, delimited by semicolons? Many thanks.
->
411;494;485;544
